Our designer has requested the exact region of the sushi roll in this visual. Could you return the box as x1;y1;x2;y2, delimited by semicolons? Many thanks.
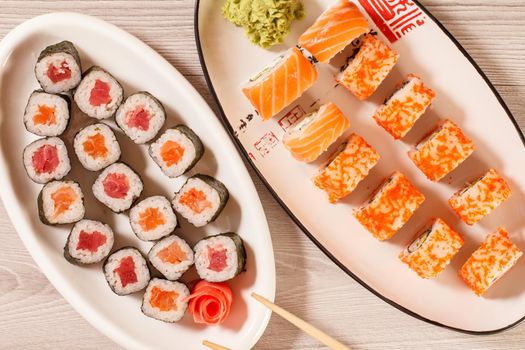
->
74;123;121;171
64;219;114;265
298;0;369;63
129;196;178;241
148;235;194;280
92;162;143;213
141;278;190;322
38;180;85;225
313;133;380;203
449;168;511;225
172;174;229;227
282;102;350;163
373;74;436;139
459;227;522;296
399;218;464;279
242;47;317;121
149;125;204;178
354;172;425;241
23;90;70;137
337;34;399;100
409;119;475;182
23;137;71;184
103;247;151;295
74;66;123;120
34;41;82;94
194;232;246;282
115;92;166;144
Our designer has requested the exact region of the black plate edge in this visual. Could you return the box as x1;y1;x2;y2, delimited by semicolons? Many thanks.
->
193;0;525;335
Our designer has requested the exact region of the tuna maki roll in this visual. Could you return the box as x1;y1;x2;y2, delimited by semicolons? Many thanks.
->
38;180;85;225
141;278;189;322
74;123;121;171
172;174;229;227
194;232;246;282
64;219;114;265
148;235;194;280
34;41;82;94
74;66;123;119
115;92;165;144
23;137;71;184
129;196;178;241
103;247;151;295
149;125;204;178
92;162;143;213
23;90;70;137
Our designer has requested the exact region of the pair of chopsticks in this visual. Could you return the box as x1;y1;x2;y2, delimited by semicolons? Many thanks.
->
203;292;350;350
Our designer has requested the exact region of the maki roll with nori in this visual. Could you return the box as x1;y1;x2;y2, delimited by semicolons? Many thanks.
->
149;125;204;178
38;180;85;225
172;174;229;227
34;41;82;94
129;196;178;241
141;278;189;322
74;66;123;119
64;219;114;265
23;137;71;184
103;247;150;295
74;123;121;171
148;235;194;280
194;232;246;282
23;90;70;137
115;92;166;144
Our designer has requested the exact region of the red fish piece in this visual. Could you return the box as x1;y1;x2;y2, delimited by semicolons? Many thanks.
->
126;107;151;131
32;144;59;174
207;246;228;272
114;256;137;288
186;280;233;326
89;79;112;106
76;230;107;253
102;173;130;199
47;61;71;83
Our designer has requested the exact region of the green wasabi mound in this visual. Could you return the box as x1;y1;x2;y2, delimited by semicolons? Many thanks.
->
222;0;304;49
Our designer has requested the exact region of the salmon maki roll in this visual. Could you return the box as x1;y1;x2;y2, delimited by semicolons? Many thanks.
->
298;0;369;63
337;34;399;100
23;90;70;137
38;180;85;225
130;196;178;241
409;119;475;182
74;123;121;171
313;133;380;203
141;278;190;322
148;235;194;280
400;218;464;279
355;172;425;240
242;47;317;121
460;227;522;296
373;74;436;139
449;169;511;225
282;102;350;162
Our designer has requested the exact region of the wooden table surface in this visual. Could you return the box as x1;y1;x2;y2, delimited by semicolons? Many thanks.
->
0;1;524;349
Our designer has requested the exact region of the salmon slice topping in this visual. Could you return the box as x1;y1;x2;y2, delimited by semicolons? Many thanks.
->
207;246;228;272
114;256;137;288
186;280;233;325
32;144;59;174
138;207;166;231
103;173;129;199
149;286;179;311
82;133;108;159
76;230;107;253
47;61;71;83
89;79;112;106
33;105;57;126
157;242;186;264
51;186;78;219
161;140;185;167
179;188;211;214
126;106;151;131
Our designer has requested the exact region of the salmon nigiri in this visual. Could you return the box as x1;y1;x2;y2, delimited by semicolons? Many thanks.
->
282;102;350;162
298;0;369;64
242;47;317;121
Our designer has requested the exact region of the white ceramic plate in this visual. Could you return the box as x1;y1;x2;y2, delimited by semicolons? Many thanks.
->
0;12;275;350
196;0;525;333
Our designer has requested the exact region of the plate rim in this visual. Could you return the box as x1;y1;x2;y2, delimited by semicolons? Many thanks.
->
194;0;525;335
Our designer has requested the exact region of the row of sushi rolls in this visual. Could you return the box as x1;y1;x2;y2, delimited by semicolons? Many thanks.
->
243;0;521;296
23;41;245;324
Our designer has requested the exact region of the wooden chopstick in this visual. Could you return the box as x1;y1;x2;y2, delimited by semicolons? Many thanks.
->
251;292;351;350
202;340;231;350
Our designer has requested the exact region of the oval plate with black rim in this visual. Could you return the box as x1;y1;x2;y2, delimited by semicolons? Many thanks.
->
195;0;525;334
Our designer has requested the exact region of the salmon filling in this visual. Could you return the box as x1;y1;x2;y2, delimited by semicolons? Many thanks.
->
33;105;57;126
82;133;108;159
51;186;78;219
32;144;59;174
138;207;166;231
103;173;129;199
126;106;151;131
207;246;228;272
47;61;71;83
149;286;179;311
161;140;185;167
114;256;137;288
157;242;186;264
179;188;211;214
89;79;112;106
76;230;107;253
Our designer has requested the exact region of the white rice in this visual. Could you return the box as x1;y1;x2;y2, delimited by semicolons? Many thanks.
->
172;177;221;227
141;278;189;322
115;92;165;144
130;196;178;241
74;123;121;171
35;52;81;94
23;137;71;184
66;219;114;264
92;162;143;212
148;235;193;280
74;67;123;119
104;247;150;295
194;235;239;282
149;128;198;178
23;91;70;136
40;181;84;225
